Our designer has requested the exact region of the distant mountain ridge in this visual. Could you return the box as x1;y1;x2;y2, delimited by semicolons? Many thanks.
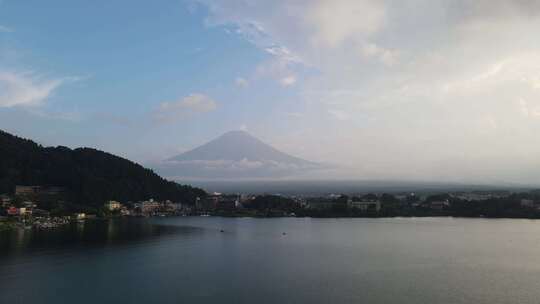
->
156;130;324;179
0;129;205;209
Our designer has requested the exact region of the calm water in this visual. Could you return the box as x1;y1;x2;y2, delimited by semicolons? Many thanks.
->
2;217;540;304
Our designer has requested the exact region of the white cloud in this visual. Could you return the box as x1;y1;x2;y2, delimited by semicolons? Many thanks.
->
196;0;540;183
0;25;13;33
168;159;267;171
235;77;248;87
197;0;388;68
328;109;350;121
361;43;399;66
154;93;217;123
280;75;296;87
519;98;540;118
0;72;64;107
305;0;386;47
263;45;302;65
254;57;298;86
523;76;540;90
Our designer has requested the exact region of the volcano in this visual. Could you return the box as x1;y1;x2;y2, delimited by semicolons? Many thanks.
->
154;130;322;179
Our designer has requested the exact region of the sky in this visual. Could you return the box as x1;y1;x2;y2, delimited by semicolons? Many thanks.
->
1;0;540;185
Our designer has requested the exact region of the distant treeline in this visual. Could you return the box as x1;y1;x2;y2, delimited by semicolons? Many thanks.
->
0;130;206;209
237;193;540;219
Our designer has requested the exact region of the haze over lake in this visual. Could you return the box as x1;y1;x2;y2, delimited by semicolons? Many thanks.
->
2;217;540;304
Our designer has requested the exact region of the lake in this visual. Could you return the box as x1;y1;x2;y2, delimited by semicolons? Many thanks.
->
2;217;540;303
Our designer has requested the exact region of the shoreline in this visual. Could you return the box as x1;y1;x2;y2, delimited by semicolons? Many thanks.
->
4;213;540;233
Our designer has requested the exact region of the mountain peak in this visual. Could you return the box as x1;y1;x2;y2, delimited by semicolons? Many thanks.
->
221;130;251;137
168;130;305;163
156;131;322;179
213;130;262;145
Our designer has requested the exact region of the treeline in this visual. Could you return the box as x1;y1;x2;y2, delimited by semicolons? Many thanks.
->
0;130;206;208
241;192;540;219
431;192;540;218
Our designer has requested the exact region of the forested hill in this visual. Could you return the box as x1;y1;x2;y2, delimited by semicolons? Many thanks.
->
0;130;206;207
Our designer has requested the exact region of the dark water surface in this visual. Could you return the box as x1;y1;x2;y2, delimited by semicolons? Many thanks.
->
2;217;540;304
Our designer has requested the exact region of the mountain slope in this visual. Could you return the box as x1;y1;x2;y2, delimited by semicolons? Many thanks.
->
0;130;206;208
156;130;323;179
170;130;315;165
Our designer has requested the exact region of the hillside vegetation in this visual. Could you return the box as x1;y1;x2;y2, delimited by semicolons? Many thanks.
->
0;130;206;208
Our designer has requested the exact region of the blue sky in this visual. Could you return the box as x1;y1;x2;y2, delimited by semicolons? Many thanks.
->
2;0;540;183
0;0;305;161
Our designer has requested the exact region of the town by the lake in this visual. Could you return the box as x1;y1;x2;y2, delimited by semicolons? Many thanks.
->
3;184;540;232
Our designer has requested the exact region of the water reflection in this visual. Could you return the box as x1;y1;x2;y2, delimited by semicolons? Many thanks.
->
0;218;202;257
3;218;540;304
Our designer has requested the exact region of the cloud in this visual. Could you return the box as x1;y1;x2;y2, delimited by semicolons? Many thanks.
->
454;0;540;21
254;57;299;86
361;43;399;66
305;0;386;47
235;77;248;87
195;0;540;183
327;109;350;121
0;25;13;33
519;98;540;118
153;93;217;123
280;75;296;87
0;72;64;107
197;0;389;65
284;112;304;118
